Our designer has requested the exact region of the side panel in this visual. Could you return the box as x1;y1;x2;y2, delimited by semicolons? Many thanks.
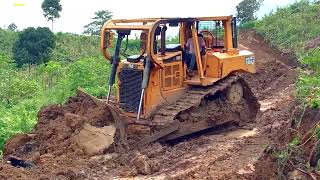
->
143;62;186;118
162;61;183;91
145;69;161;117
216;50;256;77
205;54;220;78
221;55;256;77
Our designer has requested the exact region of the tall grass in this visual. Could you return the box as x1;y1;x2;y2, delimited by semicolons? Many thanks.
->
253;0;320;108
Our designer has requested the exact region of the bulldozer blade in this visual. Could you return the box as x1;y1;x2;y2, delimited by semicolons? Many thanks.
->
76;88;127;142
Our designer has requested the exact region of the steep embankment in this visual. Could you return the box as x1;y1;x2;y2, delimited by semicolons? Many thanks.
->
0;31;299;179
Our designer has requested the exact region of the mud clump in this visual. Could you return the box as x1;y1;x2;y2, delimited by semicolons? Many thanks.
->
3;91;116;162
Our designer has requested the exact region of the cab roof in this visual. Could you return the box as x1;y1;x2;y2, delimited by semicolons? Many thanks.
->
103;16;233;31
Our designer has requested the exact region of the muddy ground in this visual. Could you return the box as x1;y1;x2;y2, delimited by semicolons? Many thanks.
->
0;31;299;179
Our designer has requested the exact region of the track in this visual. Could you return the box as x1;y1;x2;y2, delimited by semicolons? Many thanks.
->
0;31;298;179
138;75;259;145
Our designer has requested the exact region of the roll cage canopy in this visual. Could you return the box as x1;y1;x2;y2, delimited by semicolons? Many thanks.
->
101;16;235;68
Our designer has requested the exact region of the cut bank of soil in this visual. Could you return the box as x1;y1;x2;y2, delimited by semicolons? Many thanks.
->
0;30;298;179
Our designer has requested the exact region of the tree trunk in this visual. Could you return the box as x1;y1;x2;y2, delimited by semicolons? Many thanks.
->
51;19;54;32
28;63;31;75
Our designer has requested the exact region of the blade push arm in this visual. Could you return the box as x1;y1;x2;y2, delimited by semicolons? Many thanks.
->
106;33;125;102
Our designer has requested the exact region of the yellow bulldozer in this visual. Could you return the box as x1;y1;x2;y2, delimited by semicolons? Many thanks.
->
93;15;259;146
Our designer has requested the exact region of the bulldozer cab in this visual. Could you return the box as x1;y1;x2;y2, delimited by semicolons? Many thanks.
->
101;16;256;119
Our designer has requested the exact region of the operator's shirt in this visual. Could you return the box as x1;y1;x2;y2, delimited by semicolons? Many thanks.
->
186;37;206;54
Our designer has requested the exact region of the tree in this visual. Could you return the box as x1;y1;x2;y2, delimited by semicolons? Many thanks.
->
83;10;113;36
236;0;264;24
12;27;55;68
7;23;17;31
41;0;62;31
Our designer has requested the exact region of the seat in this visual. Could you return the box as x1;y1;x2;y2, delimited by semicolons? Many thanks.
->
164;44;182;52
127;54;144;63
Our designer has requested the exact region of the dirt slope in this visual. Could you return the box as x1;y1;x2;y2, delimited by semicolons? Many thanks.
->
0;30;298;180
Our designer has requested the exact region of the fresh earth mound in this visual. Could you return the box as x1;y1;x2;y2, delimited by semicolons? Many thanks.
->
0;92;119;179
0;31;303;179
4;92;116;158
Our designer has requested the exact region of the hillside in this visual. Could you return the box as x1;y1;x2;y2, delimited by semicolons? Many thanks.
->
0;29;101;61
253;0;320;108
248;0;320;177
0;30;110;154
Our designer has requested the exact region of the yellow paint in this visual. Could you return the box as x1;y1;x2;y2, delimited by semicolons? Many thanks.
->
100;16;257;119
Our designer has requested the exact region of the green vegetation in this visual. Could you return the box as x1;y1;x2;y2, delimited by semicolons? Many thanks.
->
0;29;101;62
0;55;110;153
0;29;109;154
13;27;55;68
0;29;18;56
245;0;320;176
236;0;264;24
52;32;100;61
84;10;113;36
250;0;320;108
41;0;62;30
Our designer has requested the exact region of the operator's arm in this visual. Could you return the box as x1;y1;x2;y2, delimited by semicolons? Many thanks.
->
200;38;206;48
185;38;191;51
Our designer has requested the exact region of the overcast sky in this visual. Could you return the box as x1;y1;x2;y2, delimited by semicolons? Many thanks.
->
0;0;295;34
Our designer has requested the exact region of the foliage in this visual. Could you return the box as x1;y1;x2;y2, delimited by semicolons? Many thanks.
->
0;28;112;153
236;0;264;24
66;57;110;96
297;72;320;108
12;27;55;68
41;0;62;21
41;0;62;30
84;10;113;36
239;21;256;29
0;30;100;62
0;29;18;56
52;32;100;61
254;0;320;108
255;0;320;51
301;49;320;73
7;23;17;31
167;36;180;44
0;55;110;153
254;1;320;176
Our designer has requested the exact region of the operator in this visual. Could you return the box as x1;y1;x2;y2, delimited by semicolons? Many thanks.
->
185;33;206;74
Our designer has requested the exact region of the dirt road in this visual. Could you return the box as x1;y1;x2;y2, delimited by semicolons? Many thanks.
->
0;31;298;180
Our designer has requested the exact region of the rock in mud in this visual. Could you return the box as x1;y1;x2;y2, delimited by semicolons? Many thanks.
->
130;152;152;175
288;170;309;180
73;123;116;155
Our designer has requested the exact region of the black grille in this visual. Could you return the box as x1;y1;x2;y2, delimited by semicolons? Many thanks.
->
119;68;143;113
